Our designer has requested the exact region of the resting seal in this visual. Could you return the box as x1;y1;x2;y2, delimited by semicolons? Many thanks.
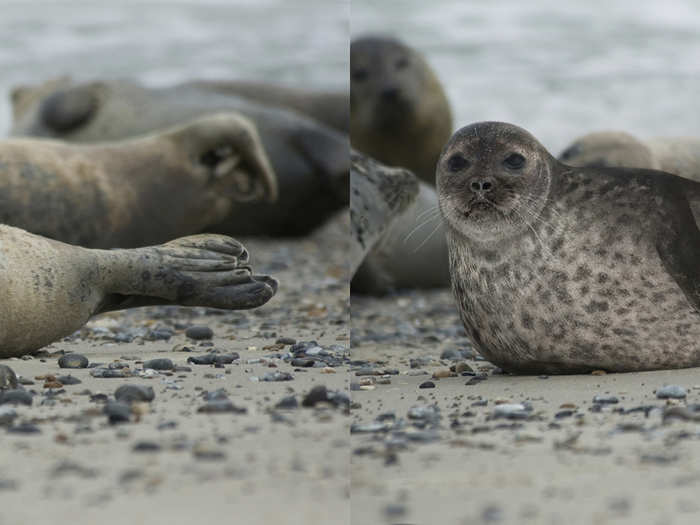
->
0;113;276;248
559;131;700;182
438;121;700;374
10;78;349;236
0;226;276;357
349;151;419;274
350;36;453;184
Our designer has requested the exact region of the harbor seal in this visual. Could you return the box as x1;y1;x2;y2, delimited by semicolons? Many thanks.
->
560;131;700;182
11;78;348;236
0;225;277;357
350;36;453;184
0;113;277;248
349;151;419;275
438;121;700;373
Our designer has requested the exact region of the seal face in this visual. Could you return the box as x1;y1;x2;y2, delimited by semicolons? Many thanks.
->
439;121;700;374
350;36;453;183
437;122;551;244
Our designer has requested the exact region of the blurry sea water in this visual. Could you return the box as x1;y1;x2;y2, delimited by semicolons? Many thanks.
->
352;0;700;154
0;0;349;136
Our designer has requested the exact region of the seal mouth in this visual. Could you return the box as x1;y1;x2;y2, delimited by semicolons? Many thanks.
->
463;198;497;219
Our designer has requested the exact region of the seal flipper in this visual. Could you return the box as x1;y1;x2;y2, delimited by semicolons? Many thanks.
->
95;234;277;313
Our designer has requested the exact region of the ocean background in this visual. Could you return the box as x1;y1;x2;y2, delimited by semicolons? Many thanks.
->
0;0;348;136
352;0;700;155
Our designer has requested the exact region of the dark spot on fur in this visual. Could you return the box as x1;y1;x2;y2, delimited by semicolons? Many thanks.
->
584;300;609;313
573;265;592;282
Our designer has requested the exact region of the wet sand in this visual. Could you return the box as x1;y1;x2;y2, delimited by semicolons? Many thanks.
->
0;213;350;525
351;289;700;525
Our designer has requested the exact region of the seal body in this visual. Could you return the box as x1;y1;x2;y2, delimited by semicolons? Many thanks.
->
350;36;452;184
0;225;276;357
0;113;276;248
560;131;700;182
439;121;700;374
11;79;349;236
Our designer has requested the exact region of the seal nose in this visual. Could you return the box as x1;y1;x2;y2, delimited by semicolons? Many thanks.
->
470;178;494;194
381;86;400;101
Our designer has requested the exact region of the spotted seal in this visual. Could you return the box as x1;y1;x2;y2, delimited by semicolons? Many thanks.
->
438;121;700;373
0;226;276;357
0;113;276;248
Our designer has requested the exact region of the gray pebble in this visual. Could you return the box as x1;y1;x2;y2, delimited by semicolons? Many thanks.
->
0;390;32;406
0;365;18;390
114;385;155;404
185;326;214;340
592;395;619;404
0;406;18;426
90;368;130;378
143;358;174;371
276;396;298;409
197;400;247;414
276;337;296;345
132;441;162;453
104;401;132;424
56;375;82;385
7;423;40;434
657;385;687;399
58;354;89;369
261;371;294;382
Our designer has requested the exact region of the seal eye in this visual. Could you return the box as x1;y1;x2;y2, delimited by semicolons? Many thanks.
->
447;154;469;172
503;153;526;170
352;69;368;82
395;57;409;70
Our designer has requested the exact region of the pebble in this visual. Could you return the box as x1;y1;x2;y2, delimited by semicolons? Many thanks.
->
419;381;436;389
0;406;18;426
656;385;687;399
276;337;296;345
0;365;18;390
302;385;329;407
192;444;226;461
432;369;455;379
276;396;299;409
197;400;247;414
187;353;239;365
592;395;619;404
58;354;89;369
185;326;214;340
56;375;82;385
454;362;475;374
104;402;132;424
7;423;40;434
493;403;530;420
143;358;174;371
0;390;32;406
132;441;162;453
261;371;294;382
90;368;131;378
115;385;155;404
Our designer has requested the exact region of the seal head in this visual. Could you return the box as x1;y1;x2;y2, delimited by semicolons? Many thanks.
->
437;122;553;244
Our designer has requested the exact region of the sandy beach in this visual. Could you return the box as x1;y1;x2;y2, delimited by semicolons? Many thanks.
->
0;213;350;525
351;289;700;525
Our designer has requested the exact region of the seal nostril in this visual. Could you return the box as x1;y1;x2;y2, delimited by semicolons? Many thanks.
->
471;181;481;192
482;181;492;191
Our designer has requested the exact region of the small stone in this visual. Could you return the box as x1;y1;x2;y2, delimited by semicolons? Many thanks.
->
592;395;619;404
291;358;315;368
197;400;247;414
419;381;436;389
276;396;298;409
455;362;474;374
432;369;455;379
261;371;293;382
0;366;18;390
143;358;174;371
276;337;296;345
115;385;155;404
132;441;161;453
192;444;226;460
90;368;130;378
185;326;213;340
0;406;18;426
187;353;239;365
302;385;329;407
656;385;687;399
7;423;40;434
58;354;88;369
493;403;529;420
104;402;132;424
0;390;32;406
56;375;81;385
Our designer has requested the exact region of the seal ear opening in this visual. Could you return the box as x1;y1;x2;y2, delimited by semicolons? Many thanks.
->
39;85;98;133
199;145;274;203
